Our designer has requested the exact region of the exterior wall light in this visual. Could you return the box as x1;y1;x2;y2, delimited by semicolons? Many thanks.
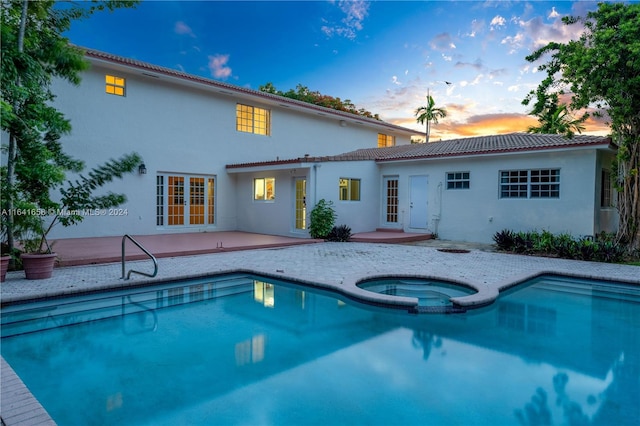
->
138;163;147;175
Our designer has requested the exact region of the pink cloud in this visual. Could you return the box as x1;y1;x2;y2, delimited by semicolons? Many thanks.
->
175;21;195;37
208;54;232;79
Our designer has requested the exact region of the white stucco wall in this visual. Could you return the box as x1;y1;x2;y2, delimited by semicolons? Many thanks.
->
231;160;379;237
41;61;412;239
379;147;613;243
232;168;309;237
312;161;381;233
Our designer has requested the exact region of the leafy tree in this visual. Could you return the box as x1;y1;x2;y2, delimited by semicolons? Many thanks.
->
525;93;586;137
1;0;139;255
414;95;447;143
522;2;640;250
259;83;380;120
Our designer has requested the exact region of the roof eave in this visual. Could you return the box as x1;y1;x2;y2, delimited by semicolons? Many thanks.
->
82;48;416;136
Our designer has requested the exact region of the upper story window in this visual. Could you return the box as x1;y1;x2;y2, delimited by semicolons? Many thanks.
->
237;104;271;135
339;178;361;201
500;169;560;199
105;75;125;96
378;133;395;147
446;172;470;189
254;177;275;201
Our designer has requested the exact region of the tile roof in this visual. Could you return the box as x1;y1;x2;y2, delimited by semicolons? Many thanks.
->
226;133;613;169
80;47;415;135
345;132;613;162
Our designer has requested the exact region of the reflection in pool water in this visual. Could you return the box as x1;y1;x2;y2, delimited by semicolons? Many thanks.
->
1;274;639;425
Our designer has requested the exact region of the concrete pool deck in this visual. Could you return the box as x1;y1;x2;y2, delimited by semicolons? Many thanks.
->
1;241;639;425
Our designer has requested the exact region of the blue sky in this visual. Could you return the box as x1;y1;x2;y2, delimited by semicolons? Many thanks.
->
63;0;616;140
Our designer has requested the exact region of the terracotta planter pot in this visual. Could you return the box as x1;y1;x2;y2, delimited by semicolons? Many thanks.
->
20;253;57;280
1;255;10;282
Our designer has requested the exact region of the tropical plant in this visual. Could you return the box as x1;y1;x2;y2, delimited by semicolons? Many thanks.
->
492;229;628;263
513;231;535;254
532;230;557;253
414;95;447;143
326;224;352;242
309;199;336;239
1;0;139;258
554;233;577;259
492;229;515;251
522;2;640;251
525;95;586;137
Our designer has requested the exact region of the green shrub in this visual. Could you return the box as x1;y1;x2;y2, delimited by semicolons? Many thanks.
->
577;237;597;261
492;229;629;263
554;233;577;259
326;224;352;242
513;231;535;253
594;240;626;263
309;199;336;239
492;229;515;250
533;230;555;253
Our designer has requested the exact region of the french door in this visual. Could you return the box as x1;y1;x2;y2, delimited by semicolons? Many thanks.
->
383;176;399;225
294;178;307;230
157;174;215;227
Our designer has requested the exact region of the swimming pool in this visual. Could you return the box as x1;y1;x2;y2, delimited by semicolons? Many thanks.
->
2;273;639;425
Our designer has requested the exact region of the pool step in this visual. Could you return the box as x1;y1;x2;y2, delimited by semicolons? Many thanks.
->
1;274;256;337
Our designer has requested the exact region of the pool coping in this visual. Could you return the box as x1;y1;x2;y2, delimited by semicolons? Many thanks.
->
1;358;55;426
3;266;639;312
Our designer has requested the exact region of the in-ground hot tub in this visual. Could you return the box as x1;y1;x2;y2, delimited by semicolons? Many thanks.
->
357;277;477;312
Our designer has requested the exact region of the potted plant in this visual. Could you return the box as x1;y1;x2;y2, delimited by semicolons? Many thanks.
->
19;214;57;280
0;247;9;282
2;153;142;280
2;1;141;280
1;198;39;281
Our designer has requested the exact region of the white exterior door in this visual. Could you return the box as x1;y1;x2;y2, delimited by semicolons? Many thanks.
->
409;175;428;229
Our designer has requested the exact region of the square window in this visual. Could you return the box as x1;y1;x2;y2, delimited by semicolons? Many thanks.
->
106;74;125;96
254;177;275;201
339;178;361;201
237;104;271;135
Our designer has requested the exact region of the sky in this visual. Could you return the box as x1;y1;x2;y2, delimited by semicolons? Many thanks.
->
62;0;619;141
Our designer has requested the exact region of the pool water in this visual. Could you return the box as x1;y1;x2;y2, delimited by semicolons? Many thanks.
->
357;277;476;307
2;274;639;425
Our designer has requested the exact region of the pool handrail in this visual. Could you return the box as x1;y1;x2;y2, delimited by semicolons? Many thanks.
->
121;234;158;280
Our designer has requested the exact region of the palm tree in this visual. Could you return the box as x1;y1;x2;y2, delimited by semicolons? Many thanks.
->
415;95;447;143
527;99;586;138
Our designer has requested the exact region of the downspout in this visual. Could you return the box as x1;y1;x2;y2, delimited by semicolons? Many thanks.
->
313;164;319;205
432;181;443;236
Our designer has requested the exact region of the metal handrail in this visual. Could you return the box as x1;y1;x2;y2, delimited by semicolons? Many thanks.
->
121;234;158;280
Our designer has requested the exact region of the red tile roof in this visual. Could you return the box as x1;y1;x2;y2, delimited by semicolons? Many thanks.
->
226;133;614;169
